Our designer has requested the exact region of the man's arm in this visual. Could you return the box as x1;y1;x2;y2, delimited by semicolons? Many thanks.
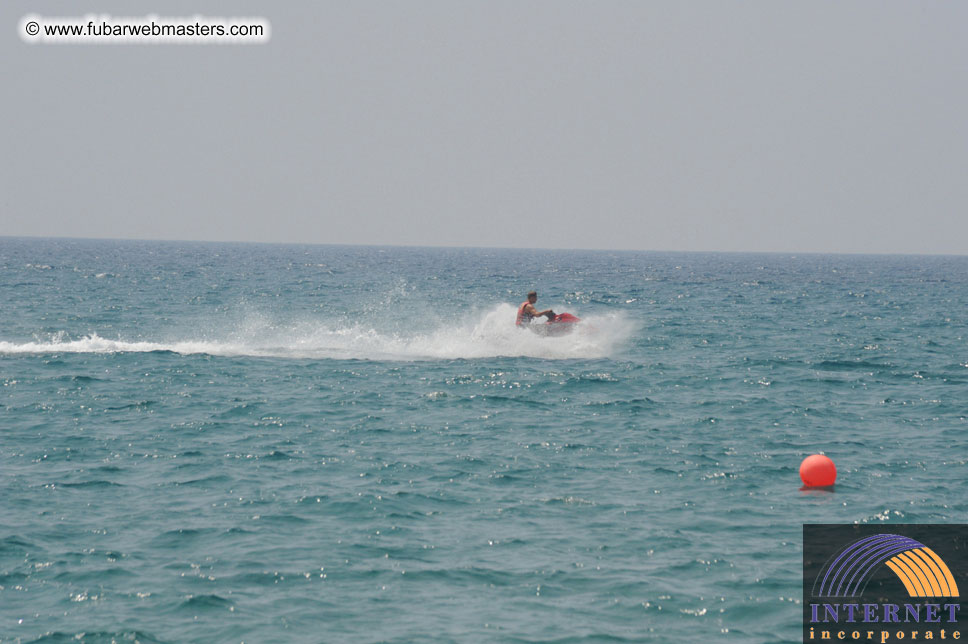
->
524;303;555;319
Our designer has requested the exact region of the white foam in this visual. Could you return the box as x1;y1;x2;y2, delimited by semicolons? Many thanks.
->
0;304;634;361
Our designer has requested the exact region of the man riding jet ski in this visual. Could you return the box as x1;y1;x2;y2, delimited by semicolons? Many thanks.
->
515;290;580;336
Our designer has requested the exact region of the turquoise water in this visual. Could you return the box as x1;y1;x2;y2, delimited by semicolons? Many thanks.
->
1;238;966;643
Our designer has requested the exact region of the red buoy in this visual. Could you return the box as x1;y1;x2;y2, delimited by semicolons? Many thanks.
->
800;454;837;487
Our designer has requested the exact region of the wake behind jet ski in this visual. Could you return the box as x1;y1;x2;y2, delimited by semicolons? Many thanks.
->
515;290;581;336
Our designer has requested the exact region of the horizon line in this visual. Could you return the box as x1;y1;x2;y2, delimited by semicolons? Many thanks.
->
1;234;965;259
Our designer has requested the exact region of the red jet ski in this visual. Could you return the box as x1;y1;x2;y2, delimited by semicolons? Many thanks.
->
529;312;581;336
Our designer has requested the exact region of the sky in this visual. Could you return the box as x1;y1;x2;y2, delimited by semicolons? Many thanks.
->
3;1;967;254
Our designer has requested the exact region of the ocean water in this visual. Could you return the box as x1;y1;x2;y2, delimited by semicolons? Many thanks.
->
1;237;966;643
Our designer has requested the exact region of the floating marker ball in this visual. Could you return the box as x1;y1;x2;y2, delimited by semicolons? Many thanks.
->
800;454;837;487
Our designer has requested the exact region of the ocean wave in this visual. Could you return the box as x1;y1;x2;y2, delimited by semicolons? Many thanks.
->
0;304;634;361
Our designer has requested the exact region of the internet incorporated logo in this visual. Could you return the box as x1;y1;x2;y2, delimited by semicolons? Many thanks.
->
803;525;965;643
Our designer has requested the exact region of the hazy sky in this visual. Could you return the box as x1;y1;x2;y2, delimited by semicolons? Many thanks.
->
4;1;966;253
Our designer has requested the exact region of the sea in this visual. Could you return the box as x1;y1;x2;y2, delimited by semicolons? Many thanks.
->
1;237;966;643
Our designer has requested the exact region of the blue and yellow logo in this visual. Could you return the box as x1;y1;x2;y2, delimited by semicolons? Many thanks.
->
814;534;960;599
804;525;965;643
